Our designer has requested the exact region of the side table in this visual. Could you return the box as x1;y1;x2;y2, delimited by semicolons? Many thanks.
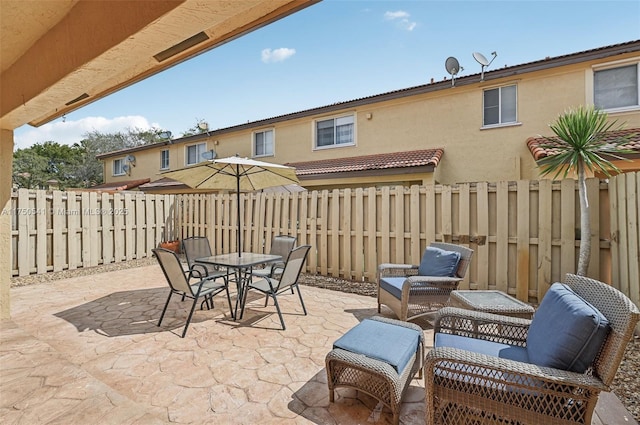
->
449;290;535;319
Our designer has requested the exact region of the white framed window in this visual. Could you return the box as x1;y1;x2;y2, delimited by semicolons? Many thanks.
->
253;129;274;157
186;143;207;166
113;158;125;176
483;85;517;127
315;114;355;148
160;149;169;170
594;63;639;110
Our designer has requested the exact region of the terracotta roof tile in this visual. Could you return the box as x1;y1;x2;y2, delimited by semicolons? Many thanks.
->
138;177;189;190
526;128;640;160
286;149;444;176
87;178;150;192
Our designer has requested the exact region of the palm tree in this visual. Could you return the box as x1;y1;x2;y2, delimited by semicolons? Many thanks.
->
536;106;632;276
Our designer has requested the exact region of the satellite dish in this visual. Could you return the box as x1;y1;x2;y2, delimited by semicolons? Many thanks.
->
126;154;136;163
201;150;217;160
473;52;489;66
445;56;463;86
198;121;209;131
159;131;172;140
122;164;130;173
473;51;497;81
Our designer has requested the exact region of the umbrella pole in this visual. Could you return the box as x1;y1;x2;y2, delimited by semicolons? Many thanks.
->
236;167;242;257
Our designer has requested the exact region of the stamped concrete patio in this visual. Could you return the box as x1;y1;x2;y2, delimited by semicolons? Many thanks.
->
1;263;634;424
1;264;429;424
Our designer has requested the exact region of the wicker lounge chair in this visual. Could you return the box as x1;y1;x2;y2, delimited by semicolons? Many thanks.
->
377;242;474;321
425;273;640;424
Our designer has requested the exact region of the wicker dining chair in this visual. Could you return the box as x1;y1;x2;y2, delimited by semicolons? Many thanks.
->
425;273;640;424
377;242;474;321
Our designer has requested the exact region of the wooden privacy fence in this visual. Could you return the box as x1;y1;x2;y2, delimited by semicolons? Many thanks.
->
177;177;615;305
6;189;177;276
609;172;640;312
7;174;639;308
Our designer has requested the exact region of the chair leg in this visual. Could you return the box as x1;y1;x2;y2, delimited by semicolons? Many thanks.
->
182;296;199;338
239;287;249;320
158;290;174;326
294;284;307;315
224;285;234;319
271;293;286;330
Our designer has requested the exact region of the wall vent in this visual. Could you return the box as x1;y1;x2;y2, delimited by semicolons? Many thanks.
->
65;93;90;106
154;31;210;62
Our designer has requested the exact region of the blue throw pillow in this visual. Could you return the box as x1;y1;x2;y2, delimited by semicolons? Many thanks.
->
526;283;610;373
418;246;461;277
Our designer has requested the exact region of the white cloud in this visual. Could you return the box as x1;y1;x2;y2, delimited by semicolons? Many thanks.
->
384;11;410;20
384;10;417;31
261;47;296;63
13;115;159;150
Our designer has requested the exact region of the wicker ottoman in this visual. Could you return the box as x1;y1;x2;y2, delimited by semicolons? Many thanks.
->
326;316;424;425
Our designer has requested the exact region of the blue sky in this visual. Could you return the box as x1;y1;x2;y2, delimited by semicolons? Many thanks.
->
13;0;640;150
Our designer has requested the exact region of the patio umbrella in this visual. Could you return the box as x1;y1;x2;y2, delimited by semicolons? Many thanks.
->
161;155;300;256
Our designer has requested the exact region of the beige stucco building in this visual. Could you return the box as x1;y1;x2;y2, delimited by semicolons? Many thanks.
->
97;40;640;192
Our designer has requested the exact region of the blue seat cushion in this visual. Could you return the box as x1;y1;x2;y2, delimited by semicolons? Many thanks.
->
379;277;406;300
435;333;541;394
527;283;610;373
379;277;445;301
333;319;421;374
418;246;461;277
435;333;529;363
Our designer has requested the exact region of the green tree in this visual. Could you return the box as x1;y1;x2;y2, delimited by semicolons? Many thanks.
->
12;149;50;189
72;127;166;186
180;119;209;137
13;127;166;189
13;141;83;189
536;106;632;275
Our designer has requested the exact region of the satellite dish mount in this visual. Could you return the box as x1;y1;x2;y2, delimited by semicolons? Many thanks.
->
473;51;497;81
445;57;463;87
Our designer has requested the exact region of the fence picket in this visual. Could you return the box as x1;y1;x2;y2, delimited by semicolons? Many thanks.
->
114;193;125;262
354;188;364;281
537;180;553;301
560;179;576;278
476;182;489;290
343;188;353;279
67;191;79;269
458;183;471;290
495;181;509;292
35;190;47;274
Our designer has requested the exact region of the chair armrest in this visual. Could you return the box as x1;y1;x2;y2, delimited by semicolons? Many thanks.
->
377;263;419;278
435;307;531;346
188;264;207;280
406;276;462;285
425;346;607;396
